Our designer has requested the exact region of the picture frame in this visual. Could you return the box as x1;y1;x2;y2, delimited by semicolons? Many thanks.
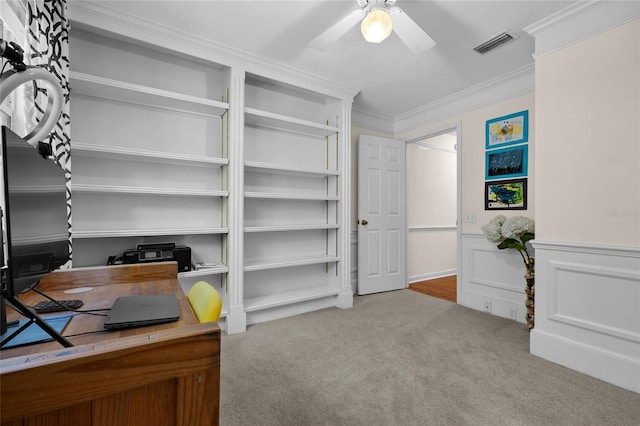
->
485;178;527;210
485;145;528;180
486;110;528;149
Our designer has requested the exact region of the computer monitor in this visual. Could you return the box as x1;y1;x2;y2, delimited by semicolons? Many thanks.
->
1;125;72;347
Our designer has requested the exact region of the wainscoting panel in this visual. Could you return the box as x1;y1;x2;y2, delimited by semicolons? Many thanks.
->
459;233;528;324
531;240;640;393
548;260;640;342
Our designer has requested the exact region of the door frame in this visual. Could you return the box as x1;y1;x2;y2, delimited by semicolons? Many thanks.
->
404;122;462;301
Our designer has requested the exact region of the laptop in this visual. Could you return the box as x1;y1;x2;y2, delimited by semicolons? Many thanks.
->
103;294;181;330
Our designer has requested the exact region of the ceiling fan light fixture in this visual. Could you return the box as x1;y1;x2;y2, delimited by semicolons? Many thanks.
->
361;9;393;43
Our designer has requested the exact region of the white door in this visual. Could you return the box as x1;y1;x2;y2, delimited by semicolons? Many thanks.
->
357;135;406;295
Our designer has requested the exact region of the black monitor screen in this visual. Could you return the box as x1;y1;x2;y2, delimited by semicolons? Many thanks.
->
1;126;70;298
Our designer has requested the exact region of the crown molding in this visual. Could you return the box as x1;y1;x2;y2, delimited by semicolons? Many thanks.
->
524;0;640;58
67;2;359;102
351;107;395;134
392;64;535;135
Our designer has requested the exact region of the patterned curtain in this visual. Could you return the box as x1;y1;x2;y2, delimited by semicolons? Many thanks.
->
26;0;72;264
26;0;70;164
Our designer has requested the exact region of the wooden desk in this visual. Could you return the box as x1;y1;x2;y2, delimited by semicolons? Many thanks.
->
1;262;220;426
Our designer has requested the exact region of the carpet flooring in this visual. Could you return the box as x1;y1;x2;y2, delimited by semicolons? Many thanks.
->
220;290;640;425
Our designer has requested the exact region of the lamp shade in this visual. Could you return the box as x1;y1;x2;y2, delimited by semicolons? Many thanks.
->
360;9;393;43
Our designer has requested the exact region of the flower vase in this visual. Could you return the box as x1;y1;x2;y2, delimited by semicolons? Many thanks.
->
524;258;535;330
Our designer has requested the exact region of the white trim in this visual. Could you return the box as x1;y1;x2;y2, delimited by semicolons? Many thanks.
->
524;0;640;58
352;106;395;134
409;226;457;232
531;329;640;394
68;2;359;102
394;65;534;134
531;239;640;257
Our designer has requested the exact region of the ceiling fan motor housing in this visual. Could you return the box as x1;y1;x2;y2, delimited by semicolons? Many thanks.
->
358;0;397;11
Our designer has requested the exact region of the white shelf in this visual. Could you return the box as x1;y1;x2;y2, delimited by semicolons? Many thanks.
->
244;255;339;272
72;142;228;168
73;228;228;239
13;234;69;246
180;264;229;278
244;191;338;201
245;107;339;138
9;185;66;194
72;184;228;198
244;224;339;233
71;71;229;117
244;285;339;312
245;161;339;177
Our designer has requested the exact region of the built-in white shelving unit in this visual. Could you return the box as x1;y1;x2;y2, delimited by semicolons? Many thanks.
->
66;4;356;332
68;27;231;318
240;72;347;326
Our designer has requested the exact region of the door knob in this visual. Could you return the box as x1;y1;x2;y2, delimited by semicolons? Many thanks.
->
361;219;368;225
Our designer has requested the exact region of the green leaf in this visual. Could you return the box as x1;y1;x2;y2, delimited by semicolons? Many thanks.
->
521;232;535;244
497;238;526;251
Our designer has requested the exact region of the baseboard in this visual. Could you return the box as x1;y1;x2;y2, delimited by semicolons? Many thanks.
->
531;328;640;394
409;269;456;283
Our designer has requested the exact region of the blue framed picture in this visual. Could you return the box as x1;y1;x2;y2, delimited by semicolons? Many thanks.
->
485;145;528;180
486;110;528;149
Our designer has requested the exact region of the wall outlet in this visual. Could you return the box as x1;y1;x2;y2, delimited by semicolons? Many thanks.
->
484;301;492;312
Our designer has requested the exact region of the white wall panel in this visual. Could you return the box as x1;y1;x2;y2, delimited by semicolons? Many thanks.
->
459;233;527;323
548;260;640;341
532;240;640;393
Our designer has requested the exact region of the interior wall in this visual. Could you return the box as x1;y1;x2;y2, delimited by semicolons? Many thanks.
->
535;19;639;246
530;17;639;393
352;94;534;322
395;93;535;322
354;92;536;233
406;137;457;281
396;92;535;234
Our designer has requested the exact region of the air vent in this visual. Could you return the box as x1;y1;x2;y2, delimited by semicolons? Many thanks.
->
473;30;518;54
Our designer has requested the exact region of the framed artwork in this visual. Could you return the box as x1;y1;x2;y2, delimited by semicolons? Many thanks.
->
486;110;528;149
485;145;528;180
485;178;527;210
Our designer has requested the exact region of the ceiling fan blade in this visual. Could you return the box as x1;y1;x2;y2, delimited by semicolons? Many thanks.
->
309;9;367;51
388;7;436;55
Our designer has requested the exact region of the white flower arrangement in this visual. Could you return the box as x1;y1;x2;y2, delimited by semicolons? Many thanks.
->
481;215;535;266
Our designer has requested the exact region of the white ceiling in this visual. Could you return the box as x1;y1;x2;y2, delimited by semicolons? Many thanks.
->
82;0;575;120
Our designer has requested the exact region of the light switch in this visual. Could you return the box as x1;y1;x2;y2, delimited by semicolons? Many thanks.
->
465;211;476;223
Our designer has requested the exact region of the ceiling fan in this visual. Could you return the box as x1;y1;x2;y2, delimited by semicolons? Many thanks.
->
309;0;436;54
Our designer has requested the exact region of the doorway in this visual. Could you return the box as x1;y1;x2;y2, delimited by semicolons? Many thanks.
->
405;128;459;302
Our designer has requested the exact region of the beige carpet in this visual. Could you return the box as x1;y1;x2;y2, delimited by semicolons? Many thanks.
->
220;290;640;425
